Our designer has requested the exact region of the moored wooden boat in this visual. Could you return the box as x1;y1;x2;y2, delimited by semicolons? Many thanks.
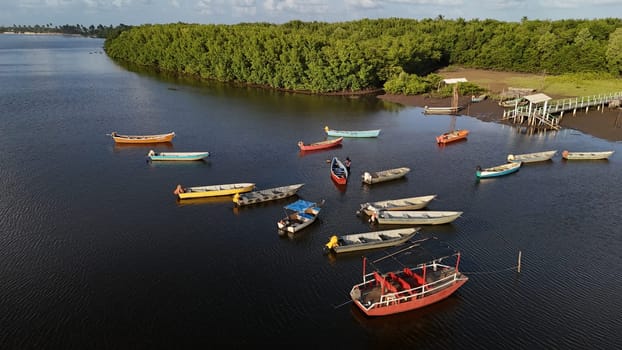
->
357;195;437;216
436;129;469;144
507;150;557;163
232;183;304;206
277;199;323;233
174;182;255;200
325;227;420;254
350;252;468;317
476;161;521;178
331;157;348;184
362;167;410;184
371;210;463;225
499;98;528;108
471;94;487;102
298;137;343;151
147;150;210;161
423;106;462;115
561;150;614;160
324;126;380;138
110;131;175;144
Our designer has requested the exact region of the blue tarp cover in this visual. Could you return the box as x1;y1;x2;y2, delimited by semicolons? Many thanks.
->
284;199;315;212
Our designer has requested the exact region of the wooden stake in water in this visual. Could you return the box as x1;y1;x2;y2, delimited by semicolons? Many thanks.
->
517;250;522;273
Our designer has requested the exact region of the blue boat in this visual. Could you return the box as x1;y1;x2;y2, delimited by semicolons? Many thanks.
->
324;126;380;138
147;150;210;161
476;161;521;178
277;199;323;233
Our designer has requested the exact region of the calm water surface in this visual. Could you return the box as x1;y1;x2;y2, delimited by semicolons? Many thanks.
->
1;35;621;349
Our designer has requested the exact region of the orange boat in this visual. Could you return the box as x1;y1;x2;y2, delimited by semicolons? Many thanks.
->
298;137;343;151
350;251;468;317
330;157;348;185
436;129;469;144
110;131;175;144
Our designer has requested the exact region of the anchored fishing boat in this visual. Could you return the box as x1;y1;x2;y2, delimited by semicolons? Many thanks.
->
561;150;614;160
324;126;380;138
507;150;557;163
110;131;175;144
324;227;421;254
362;167;410;184
232;183;304;206
357;195;437;216
298;137;343;151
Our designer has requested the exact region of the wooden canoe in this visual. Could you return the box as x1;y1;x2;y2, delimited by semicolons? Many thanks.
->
357;195;437;216
324;126;380;138
298;137;343;151
476;161;521;178
372;210;463;225
362;167;410;184
232;183;304;206
110;131;175;144
436;129;469;144
561;150;614;160
147;150;209;161
331;157;348;185
325;227;421;254
174;182;255;200
507;150;557;163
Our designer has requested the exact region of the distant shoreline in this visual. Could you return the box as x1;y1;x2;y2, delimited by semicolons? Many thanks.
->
378;93;622;142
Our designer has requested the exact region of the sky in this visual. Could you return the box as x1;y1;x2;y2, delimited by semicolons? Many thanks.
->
2;0;622;27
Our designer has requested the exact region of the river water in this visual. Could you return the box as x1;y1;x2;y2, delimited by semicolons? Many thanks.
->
1;34;620;349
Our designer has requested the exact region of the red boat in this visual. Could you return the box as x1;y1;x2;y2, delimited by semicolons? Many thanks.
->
298;137;343;151
330;157;348;185
436;129;469;144
350;252;468;317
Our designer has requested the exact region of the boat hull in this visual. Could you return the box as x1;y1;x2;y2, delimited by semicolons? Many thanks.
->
507;150;556;163
436;130;469;144
476;162;521;178
362;167;410;184
298;137;343;151
148;151;210;161
233;184;304;206
111;131;175;144
327;227;419;254
423;106;462;115
374;211;462;225
331;157;348;185
324;126;380;138
561;150;614;160
358;195;437;216
176;183;255;199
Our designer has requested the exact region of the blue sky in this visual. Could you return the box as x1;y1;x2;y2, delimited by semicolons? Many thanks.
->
3;0;622;27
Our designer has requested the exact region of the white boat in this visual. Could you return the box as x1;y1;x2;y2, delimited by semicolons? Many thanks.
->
362;167;410;184
507;150;557;163
324;227;421;254
561;150;614;160
277;199;323;234
371;210;463;225
476;161;521;178
232;183;304;206
147;150;210;161
423;106;462;115
357;195;437;216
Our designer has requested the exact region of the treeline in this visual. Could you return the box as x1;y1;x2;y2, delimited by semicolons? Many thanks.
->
1;24;131;39
103;18;622;95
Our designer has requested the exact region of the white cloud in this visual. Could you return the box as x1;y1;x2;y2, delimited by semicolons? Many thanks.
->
262;0;330;14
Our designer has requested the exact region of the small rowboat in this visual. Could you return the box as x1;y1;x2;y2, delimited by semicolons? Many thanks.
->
174;182;255;200
147;150;210;161
298;137;343;151
331;157;348;185
471;94;487;103
357;195;437;216
371;210;463;225
423;106;462;115
436;129;469;144
499;98;528;108
350;251;468;317
110;131;175;144
476;161;521;178
232;183;304;206
362;167;410;184
507;150;557;163
561;150;614;160
325;227;421;254
324;126;380;138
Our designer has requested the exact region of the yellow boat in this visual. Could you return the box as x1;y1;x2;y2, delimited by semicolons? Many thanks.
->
110;131;175;144
174;183;255;200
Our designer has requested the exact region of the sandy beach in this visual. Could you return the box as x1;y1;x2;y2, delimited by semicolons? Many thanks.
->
378;93;622;142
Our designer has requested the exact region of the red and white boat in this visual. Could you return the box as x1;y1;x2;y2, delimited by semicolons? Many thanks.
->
436;129;469;144
330;157;348;185
350;251;468;317
298;137;343;151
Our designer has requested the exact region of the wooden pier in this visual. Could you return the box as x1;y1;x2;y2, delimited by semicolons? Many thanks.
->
501;91;622;130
